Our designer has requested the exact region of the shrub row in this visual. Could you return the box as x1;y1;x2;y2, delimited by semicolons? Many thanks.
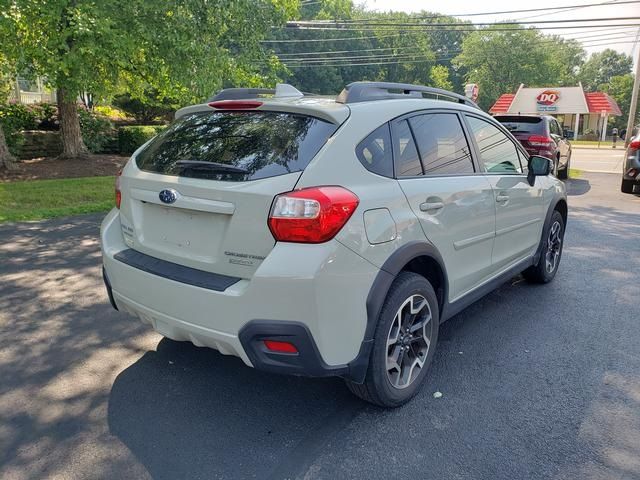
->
1;102;167;157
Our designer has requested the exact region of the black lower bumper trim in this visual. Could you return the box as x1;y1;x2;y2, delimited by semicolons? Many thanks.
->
239;320;355;379
113;248;241;292
102;267;118;311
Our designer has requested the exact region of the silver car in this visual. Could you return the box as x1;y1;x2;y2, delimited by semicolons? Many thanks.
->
101;82;567;407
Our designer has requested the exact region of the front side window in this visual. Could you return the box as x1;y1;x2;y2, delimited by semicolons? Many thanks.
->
409;113;474;175
466;116;522;174
393;120;422;177
135;111;337;182
356;124;393;177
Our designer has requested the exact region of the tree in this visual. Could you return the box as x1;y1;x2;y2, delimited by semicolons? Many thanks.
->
429;65;453;90
0;0;296;159
0;51;17;171
579;49;633;92
454;26;585;111
599;74;639;131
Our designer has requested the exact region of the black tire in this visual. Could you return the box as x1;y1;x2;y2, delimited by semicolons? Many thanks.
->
345;272;439;408
558;153;570;180
621;179;634;194
523;210;565;284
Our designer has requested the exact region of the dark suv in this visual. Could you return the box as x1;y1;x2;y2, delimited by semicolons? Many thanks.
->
621;136;640;194
495;115;571;179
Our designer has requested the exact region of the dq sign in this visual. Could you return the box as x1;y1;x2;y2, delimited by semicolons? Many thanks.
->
536;90;560;111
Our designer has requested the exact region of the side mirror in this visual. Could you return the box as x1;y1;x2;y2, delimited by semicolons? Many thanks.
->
527;155;553;186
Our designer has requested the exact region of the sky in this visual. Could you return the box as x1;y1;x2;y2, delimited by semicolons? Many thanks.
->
355;0;640;64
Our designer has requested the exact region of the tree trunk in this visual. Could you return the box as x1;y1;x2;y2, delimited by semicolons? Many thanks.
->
57;87;88;158
0;123;18;171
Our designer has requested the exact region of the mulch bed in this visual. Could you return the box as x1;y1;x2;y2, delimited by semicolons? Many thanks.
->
1;154;128;182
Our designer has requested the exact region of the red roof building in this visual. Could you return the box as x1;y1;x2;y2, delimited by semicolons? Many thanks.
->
489;84;622;140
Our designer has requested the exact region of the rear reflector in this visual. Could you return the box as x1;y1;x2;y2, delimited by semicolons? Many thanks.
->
208;100;263;110
528;135;554;147
268;186;359;243
115;170;122;209
264;340;298;353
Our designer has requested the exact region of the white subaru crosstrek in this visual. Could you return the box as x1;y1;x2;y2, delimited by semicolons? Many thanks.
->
101;82;567;407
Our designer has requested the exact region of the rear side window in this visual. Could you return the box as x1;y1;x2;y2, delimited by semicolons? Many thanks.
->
356;124;393;177
393;120;422;177
135;111;337;181
409;113;474;175
495;116;546;135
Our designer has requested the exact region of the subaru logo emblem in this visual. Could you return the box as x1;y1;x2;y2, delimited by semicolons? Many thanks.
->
159;189;178;204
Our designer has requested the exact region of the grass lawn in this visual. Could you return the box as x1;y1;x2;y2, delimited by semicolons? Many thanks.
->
571;140;621;148
0;176;114;223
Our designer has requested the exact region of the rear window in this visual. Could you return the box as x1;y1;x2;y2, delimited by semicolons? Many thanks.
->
135;111;338;181
495;116;546;135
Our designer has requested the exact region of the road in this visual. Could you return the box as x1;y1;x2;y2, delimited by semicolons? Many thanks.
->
1;173;640;480
571;147;625;174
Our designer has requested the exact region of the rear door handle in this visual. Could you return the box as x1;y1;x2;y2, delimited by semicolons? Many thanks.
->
420;201;444;212
496;193;509;203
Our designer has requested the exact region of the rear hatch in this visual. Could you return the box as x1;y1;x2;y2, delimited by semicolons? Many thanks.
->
118;107;339;279
495;116;549;154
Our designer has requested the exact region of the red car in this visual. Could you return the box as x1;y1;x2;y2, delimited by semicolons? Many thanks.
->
495;115;571;179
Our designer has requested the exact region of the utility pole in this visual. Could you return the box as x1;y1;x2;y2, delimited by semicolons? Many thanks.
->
625;29;640;147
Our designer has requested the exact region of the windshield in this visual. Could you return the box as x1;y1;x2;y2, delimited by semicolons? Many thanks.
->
135;110;338;181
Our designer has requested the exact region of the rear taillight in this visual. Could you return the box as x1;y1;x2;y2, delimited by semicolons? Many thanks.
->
208;100;263;110
268;186;359;243
115;170;122;209
527;135;554;147
630;139;640;149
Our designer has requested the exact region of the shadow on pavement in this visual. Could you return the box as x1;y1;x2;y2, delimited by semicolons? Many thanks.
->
108;338;366;480
565;177;591;196
0;214;154;478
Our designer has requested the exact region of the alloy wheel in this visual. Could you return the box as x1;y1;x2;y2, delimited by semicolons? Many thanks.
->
386;294;433;389
545;220;562;273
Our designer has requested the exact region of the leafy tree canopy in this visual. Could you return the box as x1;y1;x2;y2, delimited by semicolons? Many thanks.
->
454;25;585;110
578;48;633;92
599;74;639;130
0;0;298;105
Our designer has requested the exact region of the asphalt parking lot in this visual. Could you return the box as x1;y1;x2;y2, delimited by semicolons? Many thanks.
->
1;170;639;480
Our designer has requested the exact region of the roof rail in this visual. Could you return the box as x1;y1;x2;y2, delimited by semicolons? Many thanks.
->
336;82;480;109
207;83;305;102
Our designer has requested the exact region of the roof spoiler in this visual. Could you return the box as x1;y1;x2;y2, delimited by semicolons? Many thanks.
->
336;82;480;109
207;83;306;102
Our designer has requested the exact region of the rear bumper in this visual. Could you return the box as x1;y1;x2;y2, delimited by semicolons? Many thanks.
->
100;208;378;377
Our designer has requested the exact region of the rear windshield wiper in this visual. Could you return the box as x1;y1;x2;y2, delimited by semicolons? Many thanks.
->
175;160;249;174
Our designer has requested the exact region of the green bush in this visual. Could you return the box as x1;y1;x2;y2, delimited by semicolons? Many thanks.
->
0;103;40;155
118;125;166;155
78;108;115;153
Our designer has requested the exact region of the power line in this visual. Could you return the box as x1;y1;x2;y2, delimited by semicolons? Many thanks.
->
262;24;640;43
273;30;639;58
288;17;640;30
311;1;640;22
276;23;640;34
279;39;640;68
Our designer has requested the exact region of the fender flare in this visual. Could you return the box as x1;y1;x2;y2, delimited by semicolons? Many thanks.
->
533;192;568;266
347;241;448;383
